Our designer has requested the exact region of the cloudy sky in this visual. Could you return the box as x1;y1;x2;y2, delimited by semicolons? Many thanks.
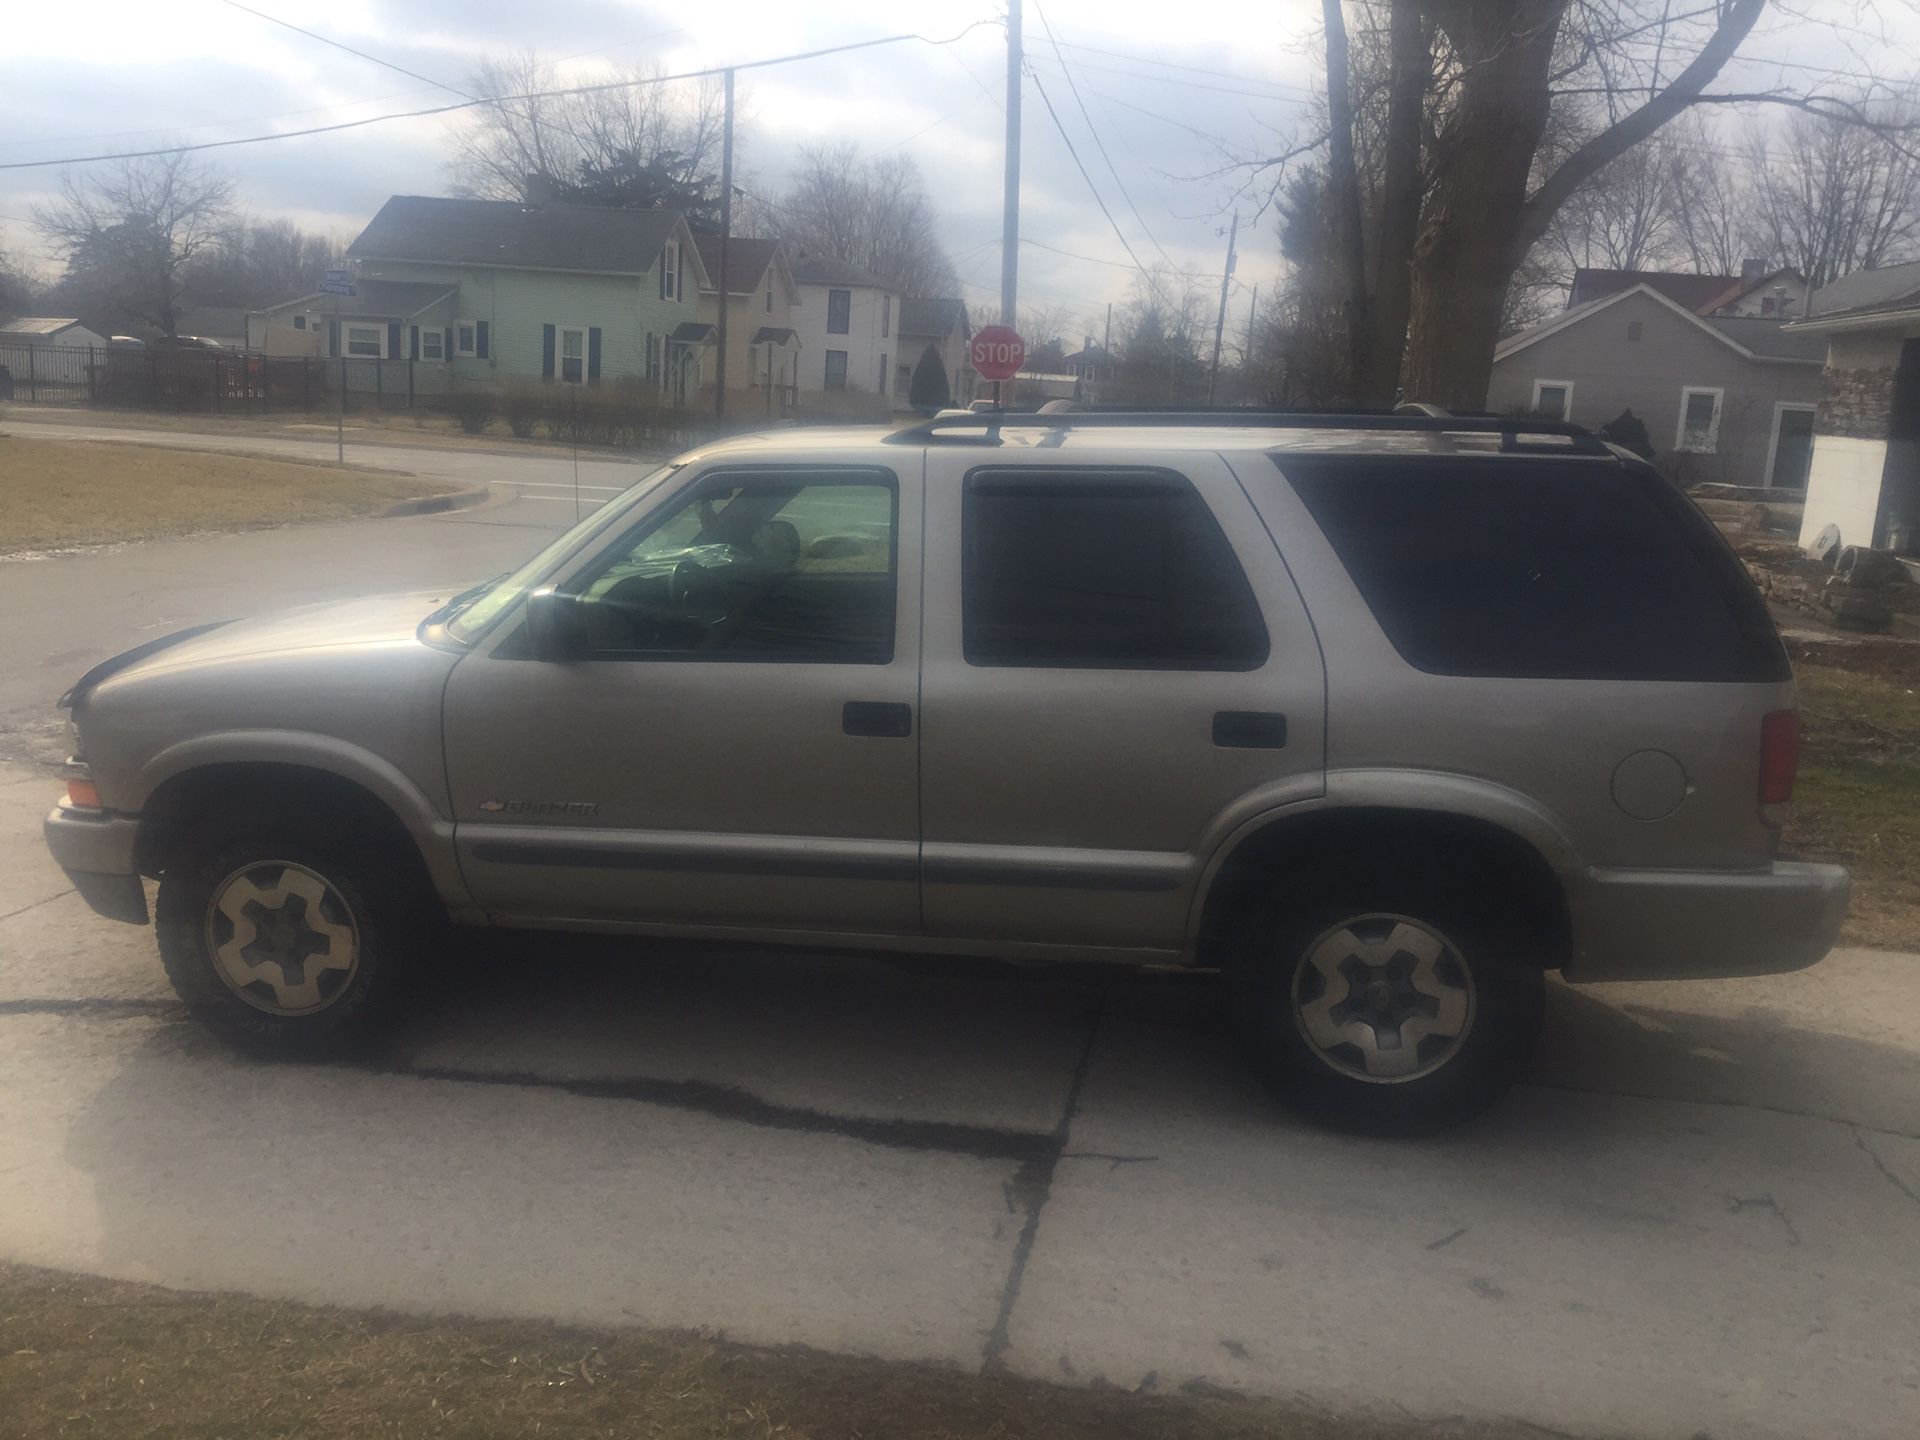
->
1;0;1914;345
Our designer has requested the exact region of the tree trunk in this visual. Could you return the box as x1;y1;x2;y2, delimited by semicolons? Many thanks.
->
1358;0;1429;406
1400;1;1565;409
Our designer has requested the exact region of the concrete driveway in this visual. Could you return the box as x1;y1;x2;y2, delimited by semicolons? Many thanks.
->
3;776;1918;1439
3;422;1918;1438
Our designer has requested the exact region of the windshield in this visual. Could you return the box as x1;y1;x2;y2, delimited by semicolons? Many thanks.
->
445;463;683;642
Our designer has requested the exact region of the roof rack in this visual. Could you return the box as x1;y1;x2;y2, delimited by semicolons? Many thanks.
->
884;407;1615;455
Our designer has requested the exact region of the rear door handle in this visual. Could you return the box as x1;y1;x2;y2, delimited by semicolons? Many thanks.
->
843;701;913;738
1213;710;1287;749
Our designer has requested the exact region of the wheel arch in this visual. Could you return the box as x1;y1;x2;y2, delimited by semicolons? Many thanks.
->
1189;794;1574;972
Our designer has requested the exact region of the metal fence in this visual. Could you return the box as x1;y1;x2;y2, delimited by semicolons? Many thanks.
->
0;343;439;414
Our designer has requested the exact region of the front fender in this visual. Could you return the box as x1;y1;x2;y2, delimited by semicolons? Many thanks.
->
130;730;475;916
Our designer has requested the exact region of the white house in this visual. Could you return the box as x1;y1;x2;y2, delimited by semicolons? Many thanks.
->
790;255;901;398
0;316;109;351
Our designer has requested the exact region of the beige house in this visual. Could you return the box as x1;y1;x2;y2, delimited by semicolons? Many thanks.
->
894;298;973;408
693;233;800;400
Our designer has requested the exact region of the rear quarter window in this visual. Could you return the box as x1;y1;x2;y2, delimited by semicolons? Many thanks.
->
1278;454;1788;683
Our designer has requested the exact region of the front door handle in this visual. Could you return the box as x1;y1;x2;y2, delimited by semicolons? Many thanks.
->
843;701;913;738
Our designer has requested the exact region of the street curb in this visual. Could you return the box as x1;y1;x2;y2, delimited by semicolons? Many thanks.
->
380;486;492;518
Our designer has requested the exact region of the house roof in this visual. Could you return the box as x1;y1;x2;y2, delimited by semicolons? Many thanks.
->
1494;282;1822;367
750;326;798;346
898;297;968;337
262;279;458;319
1805;259;1920;319
1569;267;1740;312
670;321;718;344
347;195;698;279
1703;314;1827;361
691;234;782;294
0;316;88;337
1062;342;1112;365
790;254;892;290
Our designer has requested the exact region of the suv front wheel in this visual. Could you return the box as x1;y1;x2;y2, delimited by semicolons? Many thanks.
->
156;825;424;1059
1232;870;1544;1134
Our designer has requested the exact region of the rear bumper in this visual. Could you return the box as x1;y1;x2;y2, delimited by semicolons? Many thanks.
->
1565;860;1849;982
43;802;148;925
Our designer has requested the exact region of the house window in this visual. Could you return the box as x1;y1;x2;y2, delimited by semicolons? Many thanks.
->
560;326;586;384
1676;387;1724;452
882;295;890;338
420;327;445;361
827;289;851;335
824;349;848;390
292;315;306;330
1627;321;1643;341
456;322;476;356
896;363;912;398
1531;380;1572;421
345;324;383;358
662;241;679;300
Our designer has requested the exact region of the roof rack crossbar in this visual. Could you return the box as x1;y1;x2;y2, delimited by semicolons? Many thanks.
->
884;409;1613;454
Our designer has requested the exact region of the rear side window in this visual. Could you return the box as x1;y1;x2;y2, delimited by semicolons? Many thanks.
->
963;468;1269;669
1280;455;1787;682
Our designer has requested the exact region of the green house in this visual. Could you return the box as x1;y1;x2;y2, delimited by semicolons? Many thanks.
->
255;195;716;400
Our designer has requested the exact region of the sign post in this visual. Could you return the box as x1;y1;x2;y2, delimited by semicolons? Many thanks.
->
969;324;1026;410
319;267;357;462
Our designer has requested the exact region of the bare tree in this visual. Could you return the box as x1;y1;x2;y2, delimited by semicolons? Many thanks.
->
0;244;35;320
1744;97;1920;285
34;151;234;338
1112;267;1211;405
447;51;728;205
1664;113;1752;276
1542;127;1680;277
182;220;348;309
780;144;958;297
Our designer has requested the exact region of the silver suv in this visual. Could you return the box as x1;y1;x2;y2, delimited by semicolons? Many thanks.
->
43;412;1850;1131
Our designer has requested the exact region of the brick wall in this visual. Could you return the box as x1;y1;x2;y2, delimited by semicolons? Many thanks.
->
1818;365;1896;440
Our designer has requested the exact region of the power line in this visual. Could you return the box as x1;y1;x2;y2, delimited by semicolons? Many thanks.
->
0;20;999;172
1022;53;1309;103
1031;3;1180;274
217;1;472;99
1046;38;1316;98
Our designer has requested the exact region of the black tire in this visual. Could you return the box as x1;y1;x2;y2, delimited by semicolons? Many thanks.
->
1229;861;1545;1135
156;822;428;1060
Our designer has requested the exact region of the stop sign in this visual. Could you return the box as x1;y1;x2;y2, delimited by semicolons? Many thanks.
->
970;324;1026;382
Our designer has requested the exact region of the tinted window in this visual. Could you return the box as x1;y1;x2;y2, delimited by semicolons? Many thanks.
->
963;470;1268;669
564;471;897;664
1281;455;1787;682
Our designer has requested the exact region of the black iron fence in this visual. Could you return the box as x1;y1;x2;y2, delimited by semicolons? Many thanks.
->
0;343;443;414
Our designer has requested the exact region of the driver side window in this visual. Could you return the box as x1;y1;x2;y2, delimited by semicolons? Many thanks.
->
563;470;898;663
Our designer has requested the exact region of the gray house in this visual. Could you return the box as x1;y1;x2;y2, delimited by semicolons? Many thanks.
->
1487;282;1826;489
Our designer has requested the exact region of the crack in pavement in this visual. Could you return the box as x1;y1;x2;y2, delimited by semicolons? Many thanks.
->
1853;1124;1920;1209
980;988;1111;1376
1526;1077;1920;1142
1723;1193;1802;1246
0;889;75;925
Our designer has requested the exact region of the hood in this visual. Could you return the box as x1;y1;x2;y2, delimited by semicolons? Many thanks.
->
68;590;452;709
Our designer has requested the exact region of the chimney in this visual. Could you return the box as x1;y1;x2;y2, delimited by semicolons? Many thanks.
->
1741;257;1766;283
1084;333;1094;352
524;172;556;207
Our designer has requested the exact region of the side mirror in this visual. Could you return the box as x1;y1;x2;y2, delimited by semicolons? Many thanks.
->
524;585;586;660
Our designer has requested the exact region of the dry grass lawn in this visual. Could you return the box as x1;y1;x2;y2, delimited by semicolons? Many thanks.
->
1784;637;1920;948
0;1263;1567;1440
0;435;445;552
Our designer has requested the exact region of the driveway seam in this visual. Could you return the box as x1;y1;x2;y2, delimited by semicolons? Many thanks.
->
980;987;1110;1375
1852;1124;1920;1209
0;889;73;925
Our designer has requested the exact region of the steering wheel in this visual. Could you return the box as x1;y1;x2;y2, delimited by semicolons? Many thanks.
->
669;557;727;622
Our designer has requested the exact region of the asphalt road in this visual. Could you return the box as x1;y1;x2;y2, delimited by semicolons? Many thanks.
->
3;424;1919;1437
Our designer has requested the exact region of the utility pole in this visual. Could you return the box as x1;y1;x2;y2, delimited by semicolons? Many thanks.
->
1243;283;1259;408
1207;212;1239;404
714;67;735;425
1000;0;1022;326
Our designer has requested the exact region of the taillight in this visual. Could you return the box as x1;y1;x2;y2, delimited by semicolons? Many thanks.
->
65;777;102;809
1759;709;1800;825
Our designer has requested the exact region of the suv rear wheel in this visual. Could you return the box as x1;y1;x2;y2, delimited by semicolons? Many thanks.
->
1231;867;1544;1134
156;823;426;1058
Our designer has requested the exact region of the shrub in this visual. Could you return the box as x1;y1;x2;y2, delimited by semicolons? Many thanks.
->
500;383;543;439
447;390;493;435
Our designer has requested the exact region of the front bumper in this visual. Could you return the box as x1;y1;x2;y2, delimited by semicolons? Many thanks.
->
43;801;148;925
1565;860;1849;982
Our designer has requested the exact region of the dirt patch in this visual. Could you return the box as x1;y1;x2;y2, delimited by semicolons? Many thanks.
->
1783;637;1920;948
0;1263;1564;1440
0;436;444;552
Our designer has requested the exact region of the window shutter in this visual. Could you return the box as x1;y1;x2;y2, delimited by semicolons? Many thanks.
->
327;318;339;356
387;321;402;358
409;326;419;361
659;251;667;300
475;321;489;359
541;324;556;381
444;327;453;360
678;246;685;304
587;326;602;385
